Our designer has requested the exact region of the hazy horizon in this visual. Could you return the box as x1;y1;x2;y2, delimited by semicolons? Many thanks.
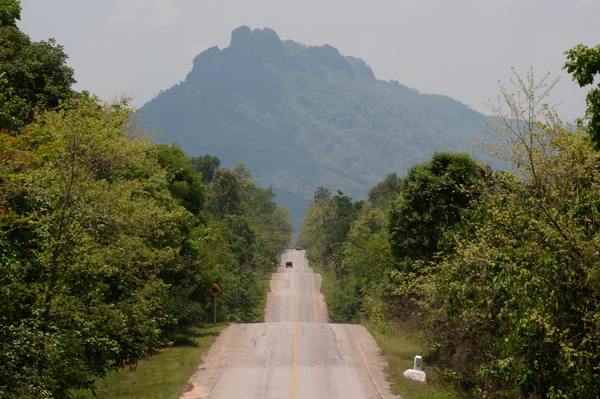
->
19;0;598;119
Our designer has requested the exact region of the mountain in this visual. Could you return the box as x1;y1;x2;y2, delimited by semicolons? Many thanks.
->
137;26;494;232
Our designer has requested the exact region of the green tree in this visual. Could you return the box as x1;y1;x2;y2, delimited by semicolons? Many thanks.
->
153;143;205;215
337;202;396;322
312;186;331;203
299;188;363;318
0;18;75;129
270;204;293;249
0;96;189;397
191;154;220;184
0;73;27;130
388;152;483;263
298;188;363;268
224;214;256;266
297;196;336;263
0;0;20;27
206;168;243;219
326;190;364;263
426;69;600;397
205;162;291;270
377;152;486;329
564;44;600;146
367;172;401;208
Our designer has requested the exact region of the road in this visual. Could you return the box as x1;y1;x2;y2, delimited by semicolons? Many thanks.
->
181;249;395;399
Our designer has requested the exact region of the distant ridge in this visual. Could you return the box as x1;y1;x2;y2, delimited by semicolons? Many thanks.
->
137;26;493;231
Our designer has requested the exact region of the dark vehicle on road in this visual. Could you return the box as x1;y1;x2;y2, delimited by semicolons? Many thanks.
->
285;261;293;268
295;246;301;250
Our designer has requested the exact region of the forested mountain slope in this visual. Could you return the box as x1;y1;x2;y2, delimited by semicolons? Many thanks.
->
138;26;493;230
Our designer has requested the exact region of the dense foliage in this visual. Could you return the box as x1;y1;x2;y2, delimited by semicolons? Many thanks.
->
0;0;20;27
298;69;600;397
0;3;292;397
564;44;600;147
0;96;291;398
0;13;75;130
388;152;483;262
138;26;497;231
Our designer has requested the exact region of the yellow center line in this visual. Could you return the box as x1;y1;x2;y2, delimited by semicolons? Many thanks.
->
291;272;298;399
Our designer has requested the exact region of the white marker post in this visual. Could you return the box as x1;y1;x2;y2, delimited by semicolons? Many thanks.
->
403;355;426;382
414;355;422;371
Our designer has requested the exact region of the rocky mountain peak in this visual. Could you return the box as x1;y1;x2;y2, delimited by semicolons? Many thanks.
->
187;26;377;86
230;25;252;48
227;26;285;62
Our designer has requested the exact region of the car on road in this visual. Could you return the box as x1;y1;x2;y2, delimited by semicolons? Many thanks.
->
295;246;301;250
285;261;293;268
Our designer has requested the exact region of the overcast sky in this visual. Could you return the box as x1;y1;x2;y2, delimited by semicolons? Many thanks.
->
19;0;599;119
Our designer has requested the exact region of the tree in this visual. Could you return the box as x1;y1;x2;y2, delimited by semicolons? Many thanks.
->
298;189;363;277
270;205;293;249
297;195;336;262
0;21;75;129
564;44;600;146
388;152;483;262
367;172;401;208
0;0;20;27
326;190;363;261
0;124;56;212
206;169;243;219
338;202;396;322
154;143;205;215
0;73;27;130
312;186;331;203
191;154;220;184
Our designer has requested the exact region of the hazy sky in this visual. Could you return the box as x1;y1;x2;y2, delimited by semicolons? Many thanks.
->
19;0;599;119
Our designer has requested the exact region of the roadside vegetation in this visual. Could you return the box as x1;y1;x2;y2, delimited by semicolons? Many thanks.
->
252;271;275;323
0;2;292;398
298;65;600;398
364;323;455;399
315;262;456;398
71;324;227;399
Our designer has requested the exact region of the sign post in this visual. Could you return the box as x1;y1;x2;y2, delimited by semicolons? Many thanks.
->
209;283;222;324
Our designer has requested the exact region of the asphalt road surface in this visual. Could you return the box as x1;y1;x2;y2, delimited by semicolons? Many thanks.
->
181;249;396;399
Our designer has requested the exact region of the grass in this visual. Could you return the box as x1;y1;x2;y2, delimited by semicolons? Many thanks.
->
311;263;336;320
71;323;227;399
253;270;273;322
364;322;457;399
